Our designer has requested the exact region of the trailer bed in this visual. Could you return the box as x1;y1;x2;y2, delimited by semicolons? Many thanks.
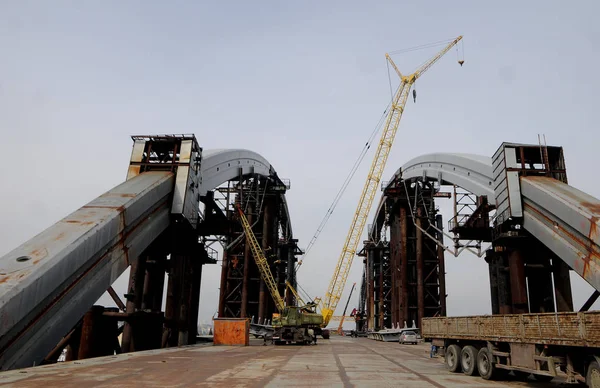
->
422;311;600;348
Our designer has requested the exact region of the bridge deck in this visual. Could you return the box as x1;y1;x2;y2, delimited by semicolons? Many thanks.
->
0;337;560;387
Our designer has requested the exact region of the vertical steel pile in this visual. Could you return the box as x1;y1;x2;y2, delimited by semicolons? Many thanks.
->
218;174;299;323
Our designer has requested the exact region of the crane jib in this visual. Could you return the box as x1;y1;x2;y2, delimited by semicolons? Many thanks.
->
319;36;463;327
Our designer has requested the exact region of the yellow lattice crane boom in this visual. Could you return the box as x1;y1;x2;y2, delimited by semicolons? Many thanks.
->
285;280;305;306
236;203;285;313
320;36;463;327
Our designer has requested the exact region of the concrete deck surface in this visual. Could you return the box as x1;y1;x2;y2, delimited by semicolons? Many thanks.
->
0;337;564;387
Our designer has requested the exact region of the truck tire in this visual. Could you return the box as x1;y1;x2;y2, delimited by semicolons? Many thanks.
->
322;330;330;340
445;344;462;373
586;360;600;388
477;347;501;380
461;345;479;376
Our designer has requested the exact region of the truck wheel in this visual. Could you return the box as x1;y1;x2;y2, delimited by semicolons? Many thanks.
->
445;344;462;373
461;345;479;376
322;332;330;340
477;347;501;380
587;361;600;388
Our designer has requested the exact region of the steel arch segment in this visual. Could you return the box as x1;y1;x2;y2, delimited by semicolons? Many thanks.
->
199;149;272;195
387;152;494;197
200;149;293;237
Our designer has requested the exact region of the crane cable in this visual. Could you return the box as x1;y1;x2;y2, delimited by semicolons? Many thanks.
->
388;37;455;55
296;100;393;273
296;280;315;303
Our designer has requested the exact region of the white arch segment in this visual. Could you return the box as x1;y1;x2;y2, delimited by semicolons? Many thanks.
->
372;153;494;238
199;148;293;237
393;152;494;197
199;149;273;195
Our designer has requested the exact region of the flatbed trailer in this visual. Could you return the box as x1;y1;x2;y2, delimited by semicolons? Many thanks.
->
422;311;600;387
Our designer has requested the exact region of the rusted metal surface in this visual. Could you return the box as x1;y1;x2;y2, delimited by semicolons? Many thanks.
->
219;176;291;322
121;254;147;353
0;171;174;370
400;206;408;325
521;176;600;293
416;208;424;327
213;318;249;345
509;343;536;369
389;210;401;326
553;258;574;311
436;215;447;317
363;183;445;331
241;203;253;317
0;337;558;387
367;249;375;329
78;306;118;360
508;249;528;314
423;311;600;347
107;286;126;311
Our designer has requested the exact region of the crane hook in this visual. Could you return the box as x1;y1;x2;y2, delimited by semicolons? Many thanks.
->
458;60;465;67
412;89;417;103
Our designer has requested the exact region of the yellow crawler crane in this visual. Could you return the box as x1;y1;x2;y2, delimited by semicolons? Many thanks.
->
236;203;323;344
319;36;464;328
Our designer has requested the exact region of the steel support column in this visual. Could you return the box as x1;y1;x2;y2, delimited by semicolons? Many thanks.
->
553;258;574;312
389;212;401;326
121;255;147;353
486;250;500;315
241;203;253;318
258;198;273;322
400;206;408;326
142;254;167;312
367;247;375;330
509;248;528;314
78;306;118;360
436;215;447;316
416;207;424;327
526;257;555;313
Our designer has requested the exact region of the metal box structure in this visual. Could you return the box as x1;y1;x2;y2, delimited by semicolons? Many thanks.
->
128;135;202;229
492;143;524;225
213;318;250;346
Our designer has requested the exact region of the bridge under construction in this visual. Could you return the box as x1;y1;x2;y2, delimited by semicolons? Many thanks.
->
1;134;599;387
1;24;599;385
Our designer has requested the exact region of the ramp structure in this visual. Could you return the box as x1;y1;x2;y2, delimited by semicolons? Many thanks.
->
0;135;299;370
360;142;599;333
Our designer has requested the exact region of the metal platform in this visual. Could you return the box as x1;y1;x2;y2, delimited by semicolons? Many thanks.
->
0;336;560;387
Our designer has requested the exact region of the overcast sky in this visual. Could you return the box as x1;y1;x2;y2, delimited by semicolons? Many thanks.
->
1;1;599;328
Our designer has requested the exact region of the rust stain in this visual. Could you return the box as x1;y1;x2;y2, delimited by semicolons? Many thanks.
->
526;177;600;216
83;205;126;213
31;248;44;257
523;203;598;280
54;232;66;241
30;248;48;264
213;319;249;345
582;216;600;278
0;276;9;284
581;202;600;216
0;200;171;358
101;192;137;198
64;220;95;226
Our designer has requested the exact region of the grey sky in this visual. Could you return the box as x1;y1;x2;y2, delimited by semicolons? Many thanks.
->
1;1;599;327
